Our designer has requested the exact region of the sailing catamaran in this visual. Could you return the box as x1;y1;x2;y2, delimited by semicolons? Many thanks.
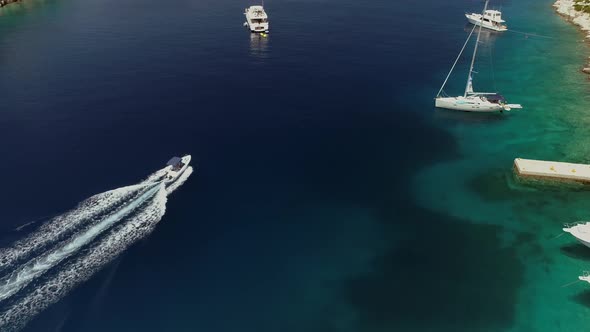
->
435;0;521;112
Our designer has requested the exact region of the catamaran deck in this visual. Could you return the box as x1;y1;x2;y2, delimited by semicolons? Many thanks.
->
514;158;590;183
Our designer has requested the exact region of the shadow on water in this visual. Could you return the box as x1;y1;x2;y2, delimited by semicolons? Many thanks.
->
342;204;524;332
291;106;525;331
560;243;590;261
571;289;590;309
433;108;507;124
469;168;516;202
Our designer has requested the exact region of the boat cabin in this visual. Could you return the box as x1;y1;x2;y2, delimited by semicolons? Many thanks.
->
248;6;267;19
482;10;505;24
167;156;185;171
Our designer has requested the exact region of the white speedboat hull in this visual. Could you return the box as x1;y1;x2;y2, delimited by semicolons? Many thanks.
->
465;13;507;32
435;96;504;112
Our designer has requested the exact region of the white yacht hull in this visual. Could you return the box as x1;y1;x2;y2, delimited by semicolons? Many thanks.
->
435;96;504;112
465;13;507;32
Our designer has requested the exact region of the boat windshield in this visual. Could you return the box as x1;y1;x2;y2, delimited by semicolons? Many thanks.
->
252;18;268;23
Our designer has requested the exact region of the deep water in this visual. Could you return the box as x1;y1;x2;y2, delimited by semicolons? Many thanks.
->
0;0;588;331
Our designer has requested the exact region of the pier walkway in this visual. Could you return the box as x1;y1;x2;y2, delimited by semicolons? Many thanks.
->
514;158;590;183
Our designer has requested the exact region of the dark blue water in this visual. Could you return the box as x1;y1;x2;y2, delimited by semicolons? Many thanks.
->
0;0;527;331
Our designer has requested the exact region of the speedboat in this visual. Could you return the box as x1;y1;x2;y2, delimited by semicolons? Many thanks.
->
563;222;590;248
580;271;590;283
163;155;191;185
465;9;508;32
244;5;269;33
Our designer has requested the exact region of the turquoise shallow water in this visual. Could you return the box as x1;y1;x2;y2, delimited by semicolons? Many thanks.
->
415;1;590;331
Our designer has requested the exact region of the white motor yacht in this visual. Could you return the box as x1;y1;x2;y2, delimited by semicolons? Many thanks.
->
244;5;269;33
465;10;508;32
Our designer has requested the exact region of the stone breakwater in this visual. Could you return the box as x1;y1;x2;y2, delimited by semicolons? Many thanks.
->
554;0;590;74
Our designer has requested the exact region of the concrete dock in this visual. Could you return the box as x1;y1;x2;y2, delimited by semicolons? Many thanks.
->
514;158;590;183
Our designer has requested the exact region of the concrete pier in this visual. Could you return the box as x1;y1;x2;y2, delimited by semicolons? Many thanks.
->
514;158;590;183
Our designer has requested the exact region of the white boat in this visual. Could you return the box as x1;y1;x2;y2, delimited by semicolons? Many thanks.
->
465;10;508;32
244;5;269;33
163;155;191;185
563;222;590;248
580;271;590;283
435;0;522;113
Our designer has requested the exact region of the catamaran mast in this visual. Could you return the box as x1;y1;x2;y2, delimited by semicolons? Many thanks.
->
464;0;489;97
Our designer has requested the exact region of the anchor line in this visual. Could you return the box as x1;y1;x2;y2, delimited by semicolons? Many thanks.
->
506;29;554;39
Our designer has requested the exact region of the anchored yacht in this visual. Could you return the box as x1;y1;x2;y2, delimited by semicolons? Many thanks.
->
244;5;269;33
435;0;521;112
163;155;191;185
466;9;508;32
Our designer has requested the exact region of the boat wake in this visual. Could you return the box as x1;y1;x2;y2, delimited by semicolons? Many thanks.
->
0;166;193;331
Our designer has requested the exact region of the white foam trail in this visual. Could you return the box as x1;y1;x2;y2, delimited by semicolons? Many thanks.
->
0;166;193;331
0;162;177;272
0;183;155;272
166;166;193;195
0;184;162;302
0;185;169;331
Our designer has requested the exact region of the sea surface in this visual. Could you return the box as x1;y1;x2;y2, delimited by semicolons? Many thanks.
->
0;0;588;331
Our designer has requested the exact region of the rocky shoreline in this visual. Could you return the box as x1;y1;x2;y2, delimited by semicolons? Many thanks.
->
0;0;22;8
554;0;590;74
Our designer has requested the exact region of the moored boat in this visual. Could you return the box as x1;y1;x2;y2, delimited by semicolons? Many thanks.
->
435;0;522;113
244;5;269;33
465;9;508;32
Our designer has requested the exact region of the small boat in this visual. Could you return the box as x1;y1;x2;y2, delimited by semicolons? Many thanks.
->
435;0;521;113
244;5;269;33
563;222;590;248
163;155;191;185
580;271;590;283
465;9;508;32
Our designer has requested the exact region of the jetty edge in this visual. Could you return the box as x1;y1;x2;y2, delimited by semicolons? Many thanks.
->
514;158;590;183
